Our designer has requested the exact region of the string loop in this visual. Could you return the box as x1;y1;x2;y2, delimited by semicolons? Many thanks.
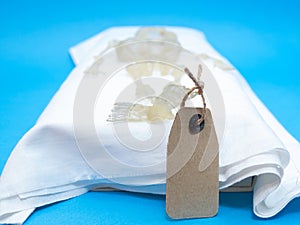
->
180;65;206;125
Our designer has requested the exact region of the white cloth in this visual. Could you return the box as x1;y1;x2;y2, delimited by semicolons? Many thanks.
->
0;26;299;224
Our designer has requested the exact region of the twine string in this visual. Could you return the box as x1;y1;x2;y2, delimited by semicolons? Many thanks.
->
180;65;206;125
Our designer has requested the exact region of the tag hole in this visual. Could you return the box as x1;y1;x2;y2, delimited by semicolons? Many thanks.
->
189;114;205;134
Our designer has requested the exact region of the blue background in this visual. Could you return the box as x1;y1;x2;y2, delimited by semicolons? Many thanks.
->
0;0;300;224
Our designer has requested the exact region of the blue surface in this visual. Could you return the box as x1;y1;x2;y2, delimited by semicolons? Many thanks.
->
0;0;300;224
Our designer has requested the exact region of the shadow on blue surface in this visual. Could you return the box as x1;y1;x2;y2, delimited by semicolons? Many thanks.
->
25;191;300;225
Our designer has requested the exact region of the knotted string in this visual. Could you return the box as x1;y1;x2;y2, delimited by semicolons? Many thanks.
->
180;65;206;125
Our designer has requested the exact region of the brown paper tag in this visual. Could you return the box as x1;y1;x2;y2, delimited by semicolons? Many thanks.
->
166;107;219;219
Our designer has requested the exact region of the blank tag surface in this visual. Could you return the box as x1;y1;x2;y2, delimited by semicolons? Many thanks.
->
166;108;219;219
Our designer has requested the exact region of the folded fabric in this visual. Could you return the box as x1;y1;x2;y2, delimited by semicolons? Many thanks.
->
0;26;299;224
